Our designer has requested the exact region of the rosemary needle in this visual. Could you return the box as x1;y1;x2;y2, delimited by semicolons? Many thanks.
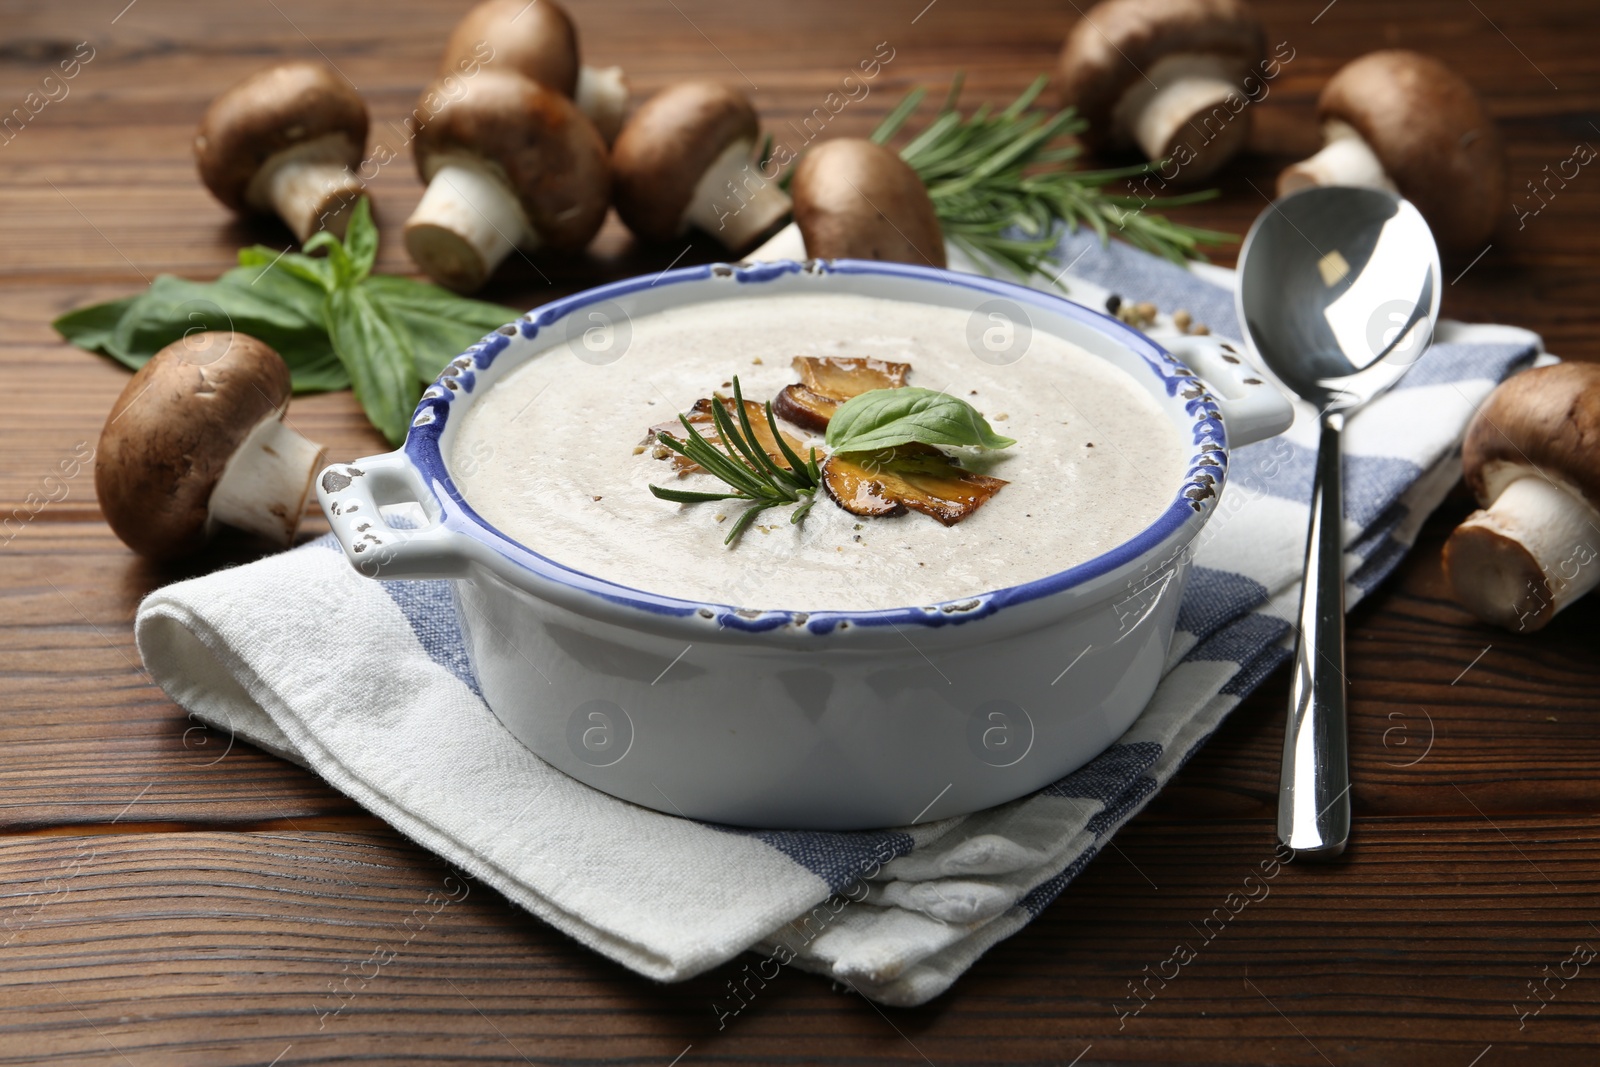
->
871;74;1237;279
648;377;822;546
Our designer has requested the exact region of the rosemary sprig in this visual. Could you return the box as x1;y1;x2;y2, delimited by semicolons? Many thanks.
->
649;377;822;545
871;74;1237;278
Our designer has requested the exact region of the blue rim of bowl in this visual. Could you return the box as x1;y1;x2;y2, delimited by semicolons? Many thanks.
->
403;258;1227;635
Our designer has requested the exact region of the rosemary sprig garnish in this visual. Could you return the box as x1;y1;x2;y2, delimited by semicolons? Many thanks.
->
871;74;1237;278
649;377;822;545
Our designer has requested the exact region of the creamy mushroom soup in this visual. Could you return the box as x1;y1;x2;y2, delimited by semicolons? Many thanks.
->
451;292;1189;611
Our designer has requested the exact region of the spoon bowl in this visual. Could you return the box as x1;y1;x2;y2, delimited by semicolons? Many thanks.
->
1234;186;1442;858
1239;187;1441;410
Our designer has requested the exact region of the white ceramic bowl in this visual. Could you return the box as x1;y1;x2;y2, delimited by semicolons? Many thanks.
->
317;259;1290;829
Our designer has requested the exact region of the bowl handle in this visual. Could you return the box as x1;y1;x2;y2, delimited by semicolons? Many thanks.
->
1166;335;1295;447
315;452;470;579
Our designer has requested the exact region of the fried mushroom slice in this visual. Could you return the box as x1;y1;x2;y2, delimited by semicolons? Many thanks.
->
797;355;910;395
772;384;840;432
822;444;1007;525
774;356;912;431
644;397;810;476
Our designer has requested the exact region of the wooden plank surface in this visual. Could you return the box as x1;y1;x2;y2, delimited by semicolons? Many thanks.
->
2;0;1598;1062
2;818;1598;1066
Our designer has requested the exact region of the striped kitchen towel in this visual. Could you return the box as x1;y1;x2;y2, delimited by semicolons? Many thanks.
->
134;230;1542;1008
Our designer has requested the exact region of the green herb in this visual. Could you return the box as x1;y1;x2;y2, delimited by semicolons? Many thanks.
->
362;274;525;384
649;377;822;545
324;284;418;445
55;269;345;390
53;197;520;446
826;387;1015;453
871;74;1236;278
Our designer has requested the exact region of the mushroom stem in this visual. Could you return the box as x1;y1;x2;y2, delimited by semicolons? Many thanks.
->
1114;54;1250;180
576;64;628;143
747;220;808;261
682;139;793;251
207;414;327;547
1444;473;1600;632
404;155;537;292
1277;120;1398;197
255;134;367;241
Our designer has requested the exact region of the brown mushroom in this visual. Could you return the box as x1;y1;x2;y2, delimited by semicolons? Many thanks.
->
789;139;946;268
194;61;370;241
821;444;1007;525
95;332;326;561
438;0;628;143
774;355;913;431
611;81;791;251
404;69;610;292
1057;0;1265;182
1277;51;1506;253
772;385;840;432
1442;363;1600;632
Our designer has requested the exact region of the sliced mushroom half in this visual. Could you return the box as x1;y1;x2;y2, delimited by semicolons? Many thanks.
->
822;444;1007;525
774;355;913;432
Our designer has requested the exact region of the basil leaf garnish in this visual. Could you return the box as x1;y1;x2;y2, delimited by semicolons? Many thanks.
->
824;387;1016;453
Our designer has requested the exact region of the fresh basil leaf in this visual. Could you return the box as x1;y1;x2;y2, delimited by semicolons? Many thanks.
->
825;387;1017;453
325;284;421;446
238;244;335;292
53;273;346;392
361;274;520;329
107;274;333;375
219;262;329;329
272;342;350;393
212;266;347;391
118;275;318;354
55;193;501;439
341;197;379;282
381;303;486;384
363;274;519;382
52;296;138;363
303;229;356;287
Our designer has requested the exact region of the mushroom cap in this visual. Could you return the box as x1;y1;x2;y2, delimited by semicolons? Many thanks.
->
611;81;760;241
1462;362;1600;510
411;69;610;250
1318;50;1506;252
1057;0;1265;150
95;332;292;560
194;62;368;212
439;0;579;97
790;139;947;268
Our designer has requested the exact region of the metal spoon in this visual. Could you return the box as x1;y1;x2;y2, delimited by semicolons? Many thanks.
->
1234;186;1441;859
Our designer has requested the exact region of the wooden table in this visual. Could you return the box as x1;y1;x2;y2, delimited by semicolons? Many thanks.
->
3;1;1597;1063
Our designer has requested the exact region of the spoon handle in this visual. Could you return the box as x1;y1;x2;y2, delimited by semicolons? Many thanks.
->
1277;411;1351;859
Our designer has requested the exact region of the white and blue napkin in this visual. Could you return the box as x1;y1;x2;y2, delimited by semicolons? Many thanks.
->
135;231;1542;1007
